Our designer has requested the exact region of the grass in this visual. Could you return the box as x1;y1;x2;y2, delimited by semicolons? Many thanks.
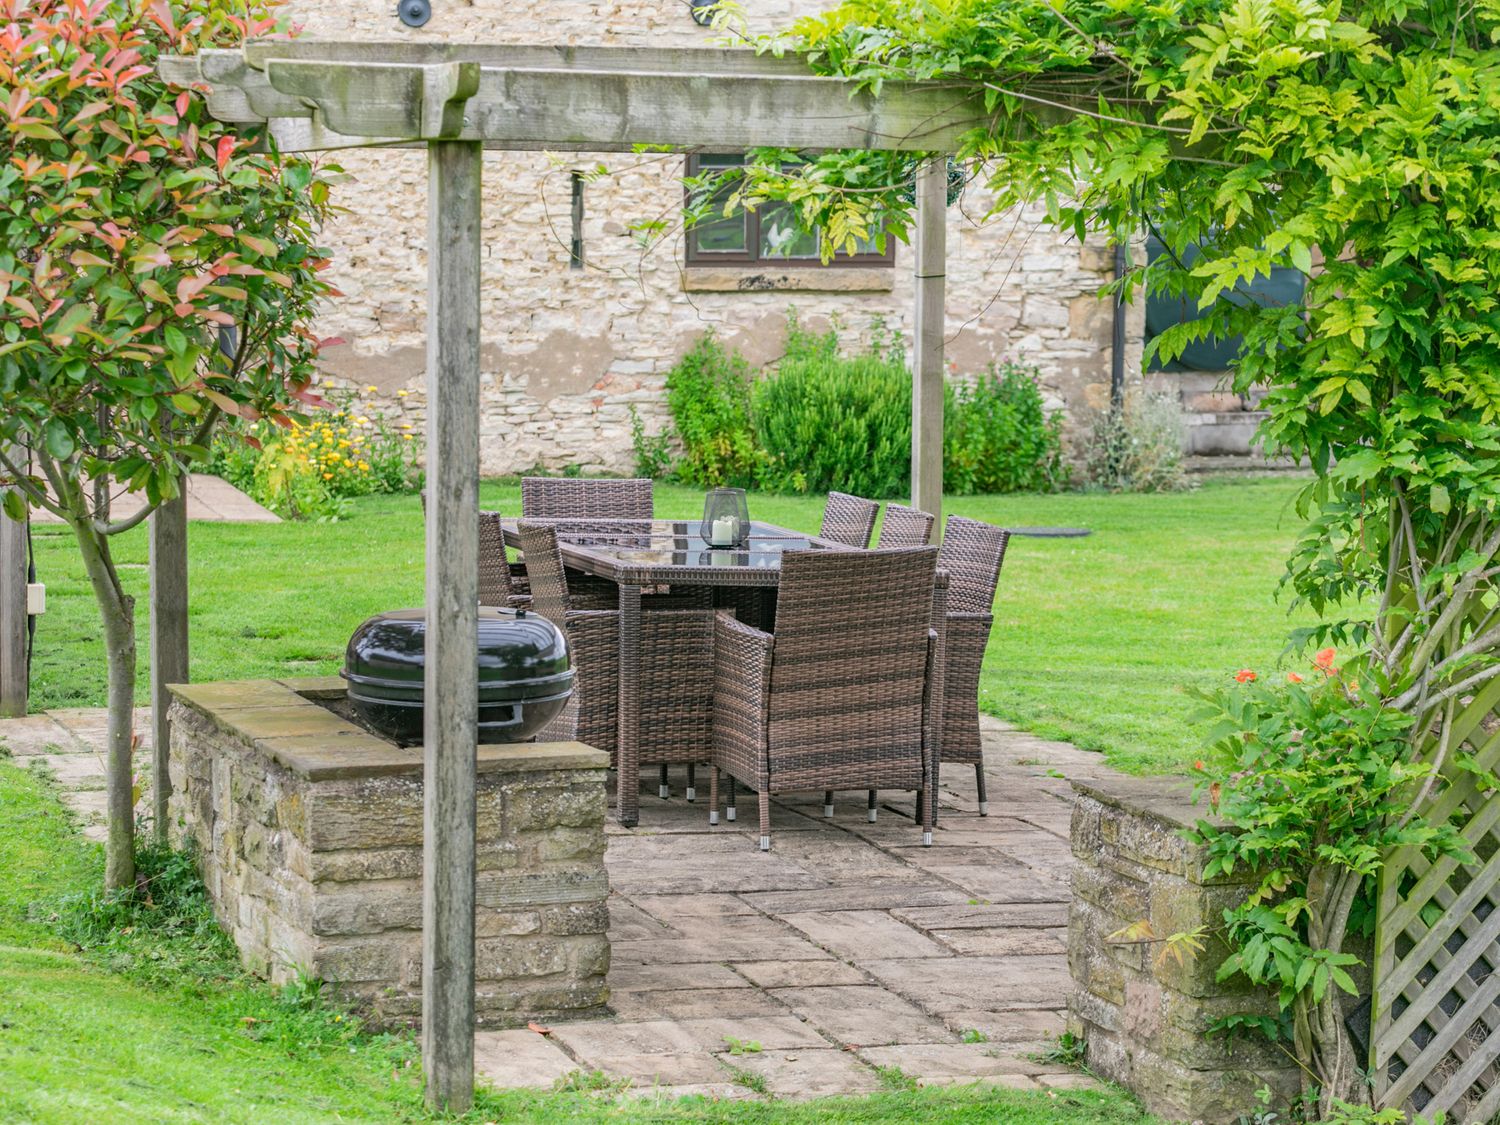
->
0;760;1161;1123
25;475;1314;774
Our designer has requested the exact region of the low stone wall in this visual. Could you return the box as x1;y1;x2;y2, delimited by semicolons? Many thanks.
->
1069;777;1301;1123
167;677;611;1029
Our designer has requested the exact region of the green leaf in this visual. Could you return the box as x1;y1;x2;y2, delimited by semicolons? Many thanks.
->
1430;484;1450;514
44;421;75;461
1;488;24;522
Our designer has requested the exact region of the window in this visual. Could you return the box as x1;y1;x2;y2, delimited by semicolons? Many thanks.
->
684;153;894;268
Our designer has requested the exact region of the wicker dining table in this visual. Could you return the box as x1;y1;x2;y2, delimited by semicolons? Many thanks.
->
500;518;947;826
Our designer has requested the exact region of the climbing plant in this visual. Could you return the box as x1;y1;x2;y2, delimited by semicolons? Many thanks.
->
748;0;1500;1114
0;0;335;890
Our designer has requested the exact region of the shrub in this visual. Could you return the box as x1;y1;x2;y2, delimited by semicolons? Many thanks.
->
754;319;912;497
1083;391;1188;492
628;405;674;479
944;361;1064;494
663;334;760;488
208;385;422;520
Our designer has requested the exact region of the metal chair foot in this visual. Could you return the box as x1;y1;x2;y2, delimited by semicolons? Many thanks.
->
922;831;933;847
868;809;878;823
978;801;988;816
759;836;770;851
726;807;736;822
686;787;696;802
709;811;719;826
823;804;834;819
659;785;670;799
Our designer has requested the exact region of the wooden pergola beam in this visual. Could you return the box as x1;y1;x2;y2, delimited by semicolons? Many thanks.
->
163;45;985;152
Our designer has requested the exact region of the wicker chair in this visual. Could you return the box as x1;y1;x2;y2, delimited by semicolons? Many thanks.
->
520;476;653;520
877;503;935;548
936;515;1010;815
819;492;879;548
707;546;940;850
420;493;527;608
518;522;715;802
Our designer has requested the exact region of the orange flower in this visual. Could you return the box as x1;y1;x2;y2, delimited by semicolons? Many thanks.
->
1286;672;1304;684
1235;669;1257;683
1193;759;1205;772
1314;647;1337;671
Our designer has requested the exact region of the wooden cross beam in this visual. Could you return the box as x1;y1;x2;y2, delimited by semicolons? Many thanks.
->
158;41;957;1114
161;43;985;153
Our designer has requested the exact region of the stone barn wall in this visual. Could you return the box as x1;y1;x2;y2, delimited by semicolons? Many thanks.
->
282;0;1147;476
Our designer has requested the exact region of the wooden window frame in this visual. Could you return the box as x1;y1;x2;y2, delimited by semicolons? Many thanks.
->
683;153;896;269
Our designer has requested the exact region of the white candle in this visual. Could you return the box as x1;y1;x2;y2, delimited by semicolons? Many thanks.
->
710;516;736;546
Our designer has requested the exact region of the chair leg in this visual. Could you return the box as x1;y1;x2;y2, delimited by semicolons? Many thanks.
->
708;767;720;825
920;787;934;847
975;764;988;817
659;764;670;800
686;763;696;803
759;790;771;851
823;790;835;818
867;790;878;823
726;777;737;822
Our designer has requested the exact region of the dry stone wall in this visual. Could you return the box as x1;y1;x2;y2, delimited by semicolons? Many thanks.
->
166;678;610;1028
1069;777;1301;1123
285;0;1145;476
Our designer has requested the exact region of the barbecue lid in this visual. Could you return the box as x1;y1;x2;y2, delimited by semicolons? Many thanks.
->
342;607;572;701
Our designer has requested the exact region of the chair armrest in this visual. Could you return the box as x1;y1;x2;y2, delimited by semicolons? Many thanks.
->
713;608;773;656
711;610;773;784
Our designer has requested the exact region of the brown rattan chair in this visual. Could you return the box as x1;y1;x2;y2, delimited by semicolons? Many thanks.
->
936;515;1010;815
521;476;653;520
707;546;941;851
420;492;527;608
819;492;879;548
877;503;935;548
518;522;714;802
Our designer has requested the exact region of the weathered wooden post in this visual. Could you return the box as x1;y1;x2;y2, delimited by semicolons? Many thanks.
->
0;501;26;718
912;156;947;528
149;490;189;839
420;63;483;1113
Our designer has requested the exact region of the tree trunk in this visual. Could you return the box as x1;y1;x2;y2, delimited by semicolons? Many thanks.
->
73;516;137;890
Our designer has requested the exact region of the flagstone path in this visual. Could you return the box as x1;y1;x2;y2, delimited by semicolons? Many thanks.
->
0;708;1128;1102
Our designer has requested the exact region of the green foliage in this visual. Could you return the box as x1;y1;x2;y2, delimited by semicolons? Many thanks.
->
944;362;1064;494
663;333;760;488
207;385;422;521
1033;1030;1086;1068
629;404;674;479
754;318;912;497
0;0;336;517
1188;654;1470;1091
1083;394;1188;493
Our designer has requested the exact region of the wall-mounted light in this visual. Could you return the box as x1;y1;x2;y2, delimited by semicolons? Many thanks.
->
397;0;431;28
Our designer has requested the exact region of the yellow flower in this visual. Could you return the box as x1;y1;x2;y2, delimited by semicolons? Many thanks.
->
322;472;333;479
365;385;378;393
338;439;351;448
355;416;369;425
358;461;370;471
397;389;409;398
402;434;413;441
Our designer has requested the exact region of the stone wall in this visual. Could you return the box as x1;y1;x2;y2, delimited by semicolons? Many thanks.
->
283;0;1146;476
166;677;611;1029
1069;777;1301;1123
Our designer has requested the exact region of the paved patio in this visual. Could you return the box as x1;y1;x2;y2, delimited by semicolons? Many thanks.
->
28;472;278;524
1;708;1126;1100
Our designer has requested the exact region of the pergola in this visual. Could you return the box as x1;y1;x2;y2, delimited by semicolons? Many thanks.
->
155;41;989;1110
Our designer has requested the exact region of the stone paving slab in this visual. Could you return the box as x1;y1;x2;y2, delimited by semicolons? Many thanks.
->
3;707;1126;1101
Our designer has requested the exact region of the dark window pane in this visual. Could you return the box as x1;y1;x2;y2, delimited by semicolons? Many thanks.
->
690;153;748;254
758;203;819;259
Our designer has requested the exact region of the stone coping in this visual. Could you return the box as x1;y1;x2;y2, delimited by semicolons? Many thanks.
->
1070;776;1220;831
168;678;607;781
680;266;895;293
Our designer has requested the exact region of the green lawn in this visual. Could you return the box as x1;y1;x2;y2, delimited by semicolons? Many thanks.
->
0;760;1158;1124
26;475;1314;774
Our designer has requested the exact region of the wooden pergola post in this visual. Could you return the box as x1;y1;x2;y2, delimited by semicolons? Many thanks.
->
149;491;188;840
0;498;26;719
911;157;947;528
420;135;483;1114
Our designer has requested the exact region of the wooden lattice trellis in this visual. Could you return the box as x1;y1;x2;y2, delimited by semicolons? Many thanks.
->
1373;676;1500;1121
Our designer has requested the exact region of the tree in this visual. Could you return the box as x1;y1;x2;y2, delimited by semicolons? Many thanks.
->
0;0;335;889
748;0;1500;1112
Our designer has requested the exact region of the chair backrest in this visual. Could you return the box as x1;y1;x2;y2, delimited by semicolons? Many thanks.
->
422;493;513;608
937;515;1010;615
521;477;653;520
819;491;879;548
878;503;935;548
516;522;571;627
768;547;938;756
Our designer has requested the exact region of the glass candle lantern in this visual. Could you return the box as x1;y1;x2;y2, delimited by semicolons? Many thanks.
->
701;488;750;548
